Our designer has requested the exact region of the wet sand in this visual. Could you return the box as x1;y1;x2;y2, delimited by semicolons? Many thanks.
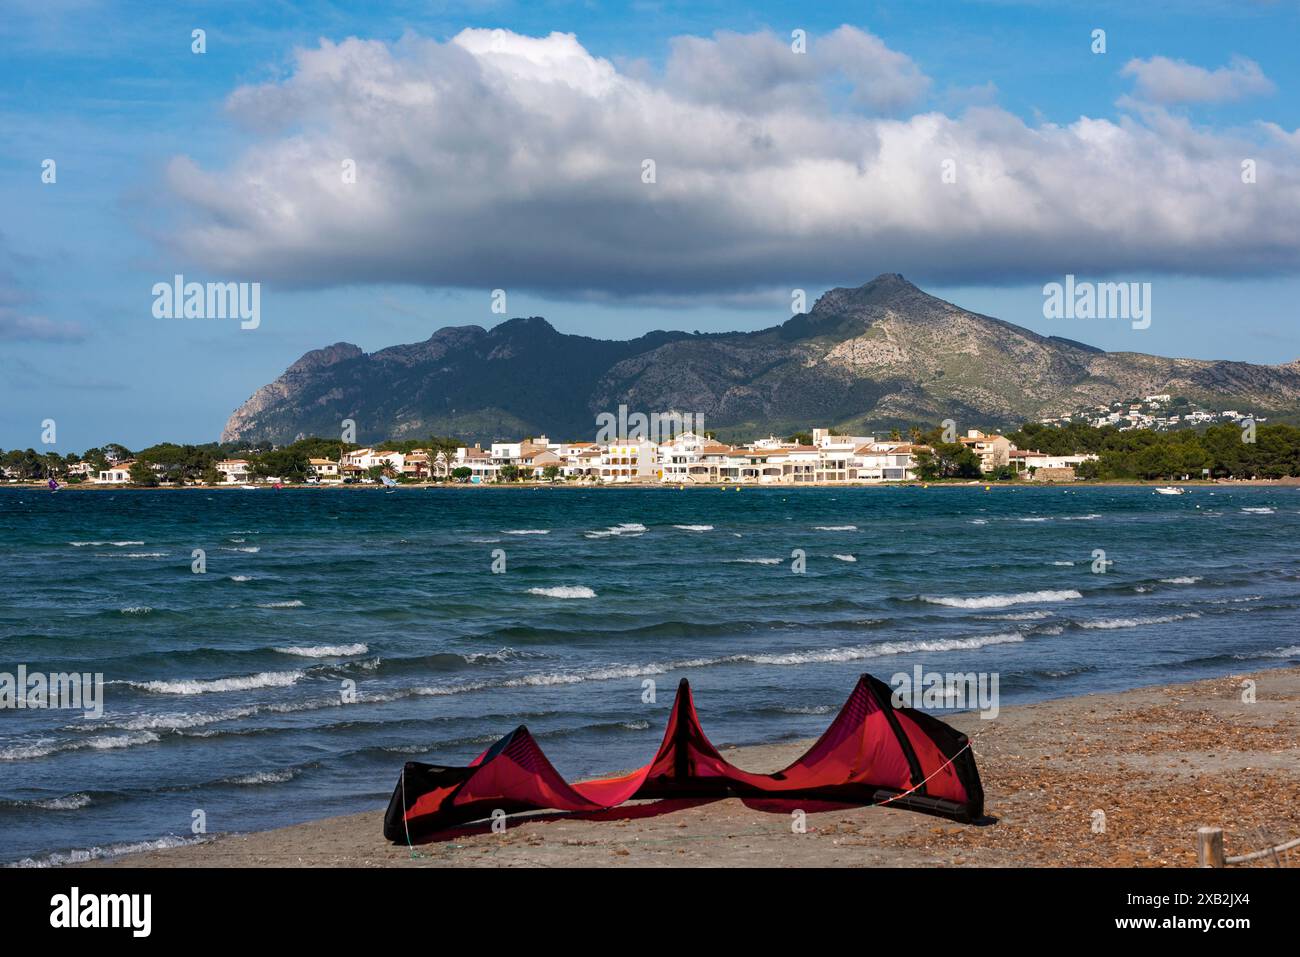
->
84;666;1300;868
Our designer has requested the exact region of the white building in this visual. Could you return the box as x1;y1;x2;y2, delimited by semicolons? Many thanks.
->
97;461;135;484
215;459;252;484
599;439;658;483
309;458;340;483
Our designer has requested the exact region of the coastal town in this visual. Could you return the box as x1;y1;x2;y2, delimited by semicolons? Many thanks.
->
1040;394;1264;433
48;427;1096;487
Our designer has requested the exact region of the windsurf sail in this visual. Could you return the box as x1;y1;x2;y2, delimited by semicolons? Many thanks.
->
384;673;984;841
380;474;398;488
48;478;59;491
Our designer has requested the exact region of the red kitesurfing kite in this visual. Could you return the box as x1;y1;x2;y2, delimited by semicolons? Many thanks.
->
384;672;984;842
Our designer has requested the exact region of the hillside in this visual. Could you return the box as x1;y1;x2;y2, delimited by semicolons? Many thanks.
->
222;275;1300;444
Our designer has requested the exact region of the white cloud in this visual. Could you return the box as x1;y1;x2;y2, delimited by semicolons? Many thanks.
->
664;26;929;113
163;28;1300;297
0;308;86;342
1120;55;1275;105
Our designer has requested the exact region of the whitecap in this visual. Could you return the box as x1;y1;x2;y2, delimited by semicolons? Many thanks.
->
0;732;161;761
274;643;366;657
1250;644;1300;659
920;589;1081;609
31;793;92;810
225;769;297;785
1078;613;1200;630
528;585;596;599
128;671;303;695
585;523;646;538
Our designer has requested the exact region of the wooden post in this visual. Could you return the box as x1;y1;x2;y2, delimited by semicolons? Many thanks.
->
1198;827;1225;868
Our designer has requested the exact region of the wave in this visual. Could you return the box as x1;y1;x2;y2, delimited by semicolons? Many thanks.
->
747;634;1027;665
274;643;367;658
1062;514;1102;521
12;835;208;868
221;546;261;553
258;599;304;608
462;648;530;664
729;557;781;565
69;540;143;547
1;793;93;811
813;525;857;531
120;606;153;615
341;647;535;677
1049;561;1075;566
1241;507;1274;514
1159;576;1202;585
503;529;549;535
126;670;303;695
228;575;252;582
223;769;297;785
528;585;596;599
102;706;261;732
1077;613;1201;630
672;524;713;531
776;705;834;715
585;523;646;538
0;732;161;762
977;611;1051;621
1247;644;1300;659
832;554;857;562
1018;517;1050;523
920;589;1081;609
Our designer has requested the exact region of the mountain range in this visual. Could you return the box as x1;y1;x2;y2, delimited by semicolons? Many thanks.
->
221;274;1300;445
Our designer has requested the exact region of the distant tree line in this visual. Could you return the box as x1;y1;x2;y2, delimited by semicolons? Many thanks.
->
1007;421;1300;480
0;435;469;485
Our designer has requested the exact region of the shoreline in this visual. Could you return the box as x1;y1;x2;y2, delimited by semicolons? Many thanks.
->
9;477;1300;492
75;665;1300;868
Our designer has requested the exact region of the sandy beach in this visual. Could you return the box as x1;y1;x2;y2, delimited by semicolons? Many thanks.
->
82;666;1300;868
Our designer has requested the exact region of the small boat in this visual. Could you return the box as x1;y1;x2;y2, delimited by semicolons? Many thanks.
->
1154;486;1185;495
240;484;258;490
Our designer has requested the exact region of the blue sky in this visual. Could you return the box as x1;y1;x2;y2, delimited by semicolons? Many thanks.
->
2;0;1298;451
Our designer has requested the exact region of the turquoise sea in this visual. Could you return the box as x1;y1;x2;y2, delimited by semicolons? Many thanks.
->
2;484;1297;864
